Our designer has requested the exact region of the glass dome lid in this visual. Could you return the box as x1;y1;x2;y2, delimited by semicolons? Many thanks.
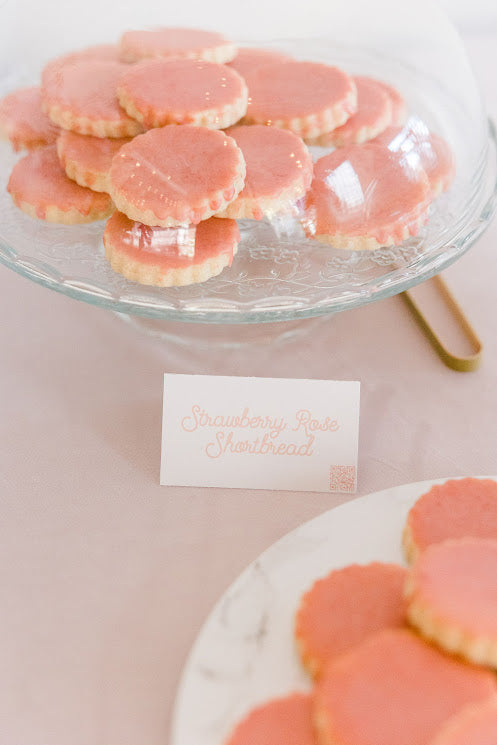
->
0;0;495;323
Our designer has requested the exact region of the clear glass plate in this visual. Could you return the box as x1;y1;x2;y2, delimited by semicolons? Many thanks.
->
1;35;496;324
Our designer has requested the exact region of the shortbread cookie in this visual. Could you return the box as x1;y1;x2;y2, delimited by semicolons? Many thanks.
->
103;213;239;286
0;86;59;151
57;130;132;192
227;47;293;78
429;697;497;745
374;81;407;125
304;142;431;249
109;125;246;226
306;77;393;147
225;693;316;745
314;628;497;745
403;478;497;564
119;27;236;64
375;123;455;196
117;58;247;129
7;145;113;223
216;125;313;220
405;537;497;667
295;562;408;679
41;43;122;87
42;60;143;138
243;60;357;138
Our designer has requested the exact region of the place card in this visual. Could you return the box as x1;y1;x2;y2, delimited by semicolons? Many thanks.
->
161;374;360;493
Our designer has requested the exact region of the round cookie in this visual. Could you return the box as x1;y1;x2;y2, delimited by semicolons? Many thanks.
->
428;697;497;745
7;145;113;223
313;628;497;745
117;58;247;129
225;693;315;745
405;537;497;667
402;477;497;564
216;125;313;220
0;86;59;151
42;60;143;138
307;76;393;147
295;562;408;680
108;125;246;227
103;213;240;287
242;60;357;139
303;142;431;250
57;130;132;192
119;27;236;64
227;47;293;79
41;43;122;87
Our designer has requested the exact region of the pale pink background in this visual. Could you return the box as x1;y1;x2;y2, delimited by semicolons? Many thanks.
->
0;33;496;745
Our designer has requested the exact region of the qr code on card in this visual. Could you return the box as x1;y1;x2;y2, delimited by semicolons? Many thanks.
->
329;465;356;493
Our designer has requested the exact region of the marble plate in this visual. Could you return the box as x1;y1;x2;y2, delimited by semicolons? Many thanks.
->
171;476;494;745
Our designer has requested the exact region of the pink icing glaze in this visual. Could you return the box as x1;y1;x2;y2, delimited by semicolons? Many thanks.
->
245;60;356;121
7;145;111;218
225;124;313;200
118;58;246;127
407;478;497;552
375;120;455;193
104;212;239;268
41;45;124;90
109;125;245;224
226;693;316;745
42;60;140;126
57;131;132;176
374;80;407;125
429;698;497;745
227;47;293;79
0;86;59;151
409;538;497;637
306;142;431;243
119;27;233;61
314;629;497;745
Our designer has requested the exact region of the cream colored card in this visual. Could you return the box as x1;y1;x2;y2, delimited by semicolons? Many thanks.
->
161;374;360;493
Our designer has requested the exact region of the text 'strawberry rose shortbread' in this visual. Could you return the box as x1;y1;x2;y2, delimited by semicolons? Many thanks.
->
0;87;59;151
7;145;113;223
242;60;357;139
225;693;316;745
103;213;240;287
42;60;144;138
313;629;497;745
405;537;497;668
227;46;293;79
428;697;497;745
57;131;133;193
374;80;408;125
295;562;408;680
304;142;431;250
216;125;313;220
117;58;248;130
109;125;246;227
403;478;497;564
307;76;393;148
118;27;236;64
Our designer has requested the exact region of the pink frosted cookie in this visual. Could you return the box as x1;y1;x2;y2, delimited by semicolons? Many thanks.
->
216;125;313;220
375;121;455;196
307;77;393;147
0;86;59;151
7;145;113;223
42;43;122;87
103;213;240;287
42;60;143;138
374;80;408;125
227;47;293;79
225;693;316;745
56;130;132;193
403;478;497;564
294;562;408;680
109;125;246;227
405;537;497;667
429;697;497;745
119;27;236;64
117;58;247;129
313;628;497;745
243;60;357;138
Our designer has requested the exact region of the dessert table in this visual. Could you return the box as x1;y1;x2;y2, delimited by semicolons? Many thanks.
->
0;27;496;745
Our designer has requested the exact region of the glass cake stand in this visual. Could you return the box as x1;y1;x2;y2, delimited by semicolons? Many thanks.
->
1;17;496;345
